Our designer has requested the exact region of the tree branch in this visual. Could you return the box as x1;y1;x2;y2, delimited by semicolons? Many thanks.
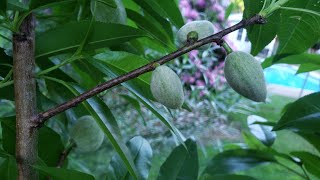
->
56;141;76;168
32;14;266;127
13;13;38;180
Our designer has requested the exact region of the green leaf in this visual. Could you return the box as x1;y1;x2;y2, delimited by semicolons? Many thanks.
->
35;21;147;58
277;0;320;54
200;174;257;180
38;126;65;167
290;151;320;178
0;116;65;166
225;3;234;20
242;132;266;150
0;0;7;13
202;149;276;175
108;136;153;180
120;94;146;125
91;0;127;24
33;166;95;180
244;0;279;56
296;132;320;153
0;156;17;180
7;0;28;11
132;91;186;146
45;78;139;179
92;51;154;100
131;0;174;41
297;63;320;74
126;9;174;49
262;53;320;68
273;92;320;133
153;0;184;28
247;115;276;147
157;139;198;180
29;0;75;10
0;116;16;155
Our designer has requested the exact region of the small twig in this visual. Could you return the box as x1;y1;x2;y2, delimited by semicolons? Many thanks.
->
56;140;76;168
32;14;266;127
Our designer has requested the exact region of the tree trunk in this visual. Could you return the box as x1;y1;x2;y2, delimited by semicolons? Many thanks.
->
13;12;38;179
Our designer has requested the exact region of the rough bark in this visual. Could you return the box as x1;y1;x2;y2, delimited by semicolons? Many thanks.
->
13;13;38;179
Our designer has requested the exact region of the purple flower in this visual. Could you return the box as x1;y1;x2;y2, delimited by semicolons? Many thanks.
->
195;71;202;78
196;80;206;87
196;0;206;8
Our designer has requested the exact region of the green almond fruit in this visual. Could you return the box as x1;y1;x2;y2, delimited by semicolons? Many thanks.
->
224;51;267;102
177;20;215;50
151;65;184;109
70;115;104;153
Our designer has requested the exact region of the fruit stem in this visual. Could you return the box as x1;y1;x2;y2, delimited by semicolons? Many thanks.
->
220;41;233;54
56;140;76;168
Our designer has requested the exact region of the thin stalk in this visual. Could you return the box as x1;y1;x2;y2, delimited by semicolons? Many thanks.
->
277;162;307;179
36;55;83;76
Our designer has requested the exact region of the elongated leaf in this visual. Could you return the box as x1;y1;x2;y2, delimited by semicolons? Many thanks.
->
38;126;65;167
244;0;279;56
157;139;198;180
131;0;174;41
1;116;65;166
296;132;320;153
33;166;94;180
290;151;320;178
297;63;320;74
153;0;184;28
120;94;146;125
45;78;139;179
247;115;276;147
92;51;154;100
242;132;266;150
36;22;147;58
0;156;17;180
7;0;28;11
29;0;75;10
108;136;153;180
1;116;16;155
91;0;127;24
262;53;320;68
277;0;320;54
273;92;320;133
126;9;174;49
0;0;7;13
200;174;257;180
202;149;276;175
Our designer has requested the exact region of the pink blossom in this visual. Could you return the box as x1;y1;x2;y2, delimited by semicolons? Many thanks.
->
195;71;202;78
217;12;225;21
193;59;202;67
196;80;205;87
211;3;224;13
197;0;206;8
189;50;199;60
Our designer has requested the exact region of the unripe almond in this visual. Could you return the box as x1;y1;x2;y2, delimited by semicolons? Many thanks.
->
177;20;215;50
224;51;267;102
151;65;184;109
70;115;104;153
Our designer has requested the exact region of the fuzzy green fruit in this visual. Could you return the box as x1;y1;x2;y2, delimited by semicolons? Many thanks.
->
91;0;127;24
70;115;104;153
177;20;215;50
151;65;184;109
224;51;267;102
